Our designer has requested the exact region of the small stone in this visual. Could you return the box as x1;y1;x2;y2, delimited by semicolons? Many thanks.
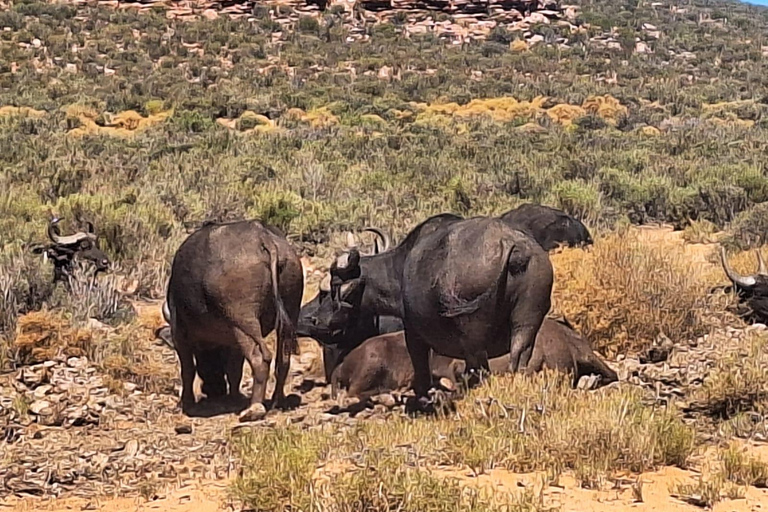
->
377;393;397;408
124;439;140;458
175;424;193;435
29;400;52;415
33;384;53;399
123;382;138;392
65;63;77;73
239;403;267;423
438;377;456;392
31;38;41;48
202;8;218;20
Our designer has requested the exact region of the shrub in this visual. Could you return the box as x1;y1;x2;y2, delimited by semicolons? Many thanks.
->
551;229;711;356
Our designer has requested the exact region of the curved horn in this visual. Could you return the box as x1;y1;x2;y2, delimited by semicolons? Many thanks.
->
319;273;331;292
757;250;767;276
47;220;61;243
720;247;757;289
346;232;358;249
363;227;391;253
85;221;98;240
162;300;171;324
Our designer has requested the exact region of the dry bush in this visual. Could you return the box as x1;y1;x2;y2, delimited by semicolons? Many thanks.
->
232;372;695;510
13;310;93;365
550;229;712;357
688;333;768;420
721;443;768;488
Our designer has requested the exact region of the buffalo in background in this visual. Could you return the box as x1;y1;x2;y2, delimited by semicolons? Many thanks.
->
29;218;111;284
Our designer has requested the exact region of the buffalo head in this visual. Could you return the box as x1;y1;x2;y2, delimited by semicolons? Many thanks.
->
296;227;390;343
720;246;768;323
30;218;111;283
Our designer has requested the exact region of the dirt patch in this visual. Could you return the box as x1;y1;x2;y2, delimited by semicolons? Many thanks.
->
5;479;233;512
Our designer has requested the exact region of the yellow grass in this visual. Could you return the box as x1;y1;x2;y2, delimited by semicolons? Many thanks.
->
550;229;713;356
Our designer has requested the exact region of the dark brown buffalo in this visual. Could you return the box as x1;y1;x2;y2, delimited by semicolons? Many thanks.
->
500;204;593;252
308;214;554;412
29;218;111;283
719;247;768;324
164;220;303;417
329;318;616;399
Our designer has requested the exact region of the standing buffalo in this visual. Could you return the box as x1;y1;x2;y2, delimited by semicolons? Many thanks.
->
500;203;593;252
720;247;768;324
164;220;303;418
329;317;617;399
29;218;111;283
311;213;554;411
297;227;402;383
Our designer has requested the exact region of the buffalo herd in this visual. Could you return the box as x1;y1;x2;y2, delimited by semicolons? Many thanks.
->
28;206;762;418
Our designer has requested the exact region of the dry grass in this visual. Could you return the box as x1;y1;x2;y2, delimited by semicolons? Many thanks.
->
13;310;93;365
721;443;768;488
232;371;696;510
550;229;713;357
688;333;768;420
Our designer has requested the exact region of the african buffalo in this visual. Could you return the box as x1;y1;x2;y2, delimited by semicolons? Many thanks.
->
29;218;110;283
720;247;768;324
330;317;617;399
297;228;402;383
310;213;554;411
164;220;303;417
501;204;593;251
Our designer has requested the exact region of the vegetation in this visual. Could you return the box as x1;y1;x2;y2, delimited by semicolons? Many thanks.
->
232;371;695;510
4;0;768;507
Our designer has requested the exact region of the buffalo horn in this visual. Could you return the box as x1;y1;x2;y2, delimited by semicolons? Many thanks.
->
162;300;171;324
47;219;90;246
720;246;757;289
363;227;391;253
319;273;332;292
346;232;358;249
757;250;768;276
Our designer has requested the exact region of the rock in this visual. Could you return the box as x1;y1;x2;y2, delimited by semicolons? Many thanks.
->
239;403;267;423
376;393;397;408
438;377;456;392
577;375;600;390
123;382;138;393
175;424;193;435
65;63;77;73
31;38;41;48
124;439;140;458
202;8;219;20
29;400;52;416
33;384;54;399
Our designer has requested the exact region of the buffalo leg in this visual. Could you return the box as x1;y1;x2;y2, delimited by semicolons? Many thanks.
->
232;322;271;406
176;343;197;413
404;330;432;400
507;326;539;374
197;349;228;399
225;349;246;399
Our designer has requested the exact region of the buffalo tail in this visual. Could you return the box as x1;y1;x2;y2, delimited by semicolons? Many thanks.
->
266;241;297;360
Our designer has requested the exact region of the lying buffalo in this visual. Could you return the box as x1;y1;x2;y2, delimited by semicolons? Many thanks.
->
720;247;768;324
164;220;303;417
500;203;593;252
330;317;617;398
310;213;554;411
29;218;111;284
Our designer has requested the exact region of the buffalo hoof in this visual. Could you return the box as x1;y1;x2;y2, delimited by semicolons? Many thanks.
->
275;393;302;411
405;395;435;416
239;403;268;423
